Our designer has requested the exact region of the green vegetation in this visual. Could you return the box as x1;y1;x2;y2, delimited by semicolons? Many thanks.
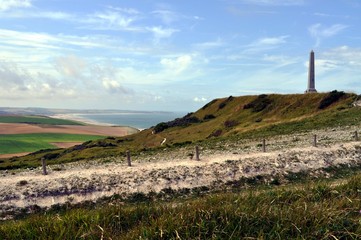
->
318;90;346;109
243;94;273;112
0;115;84;125
2;92;360;169
2;172;361;239
0;133;103;155
1;91;361;238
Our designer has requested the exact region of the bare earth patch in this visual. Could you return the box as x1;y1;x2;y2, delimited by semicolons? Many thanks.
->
0;152;32;159
50;142;84;148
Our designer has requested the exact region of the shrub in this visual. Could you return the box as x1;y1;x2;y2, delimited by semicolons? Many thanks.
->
244;94;272;112
153;114;201;133
207;129;222;138
224;120;238;128
17;180;28;186
203;114;216;120
44;152;61;160
318;90;346;109
218;96;234;110
153;122;169;133
218;102;226;109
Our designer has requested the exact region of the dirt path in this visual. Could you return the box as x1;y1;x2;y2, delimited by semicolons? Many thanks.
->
1;141;360;218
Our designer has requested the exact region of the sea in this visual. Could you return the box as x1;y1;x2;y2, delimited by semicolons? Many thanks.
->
74;111;186;130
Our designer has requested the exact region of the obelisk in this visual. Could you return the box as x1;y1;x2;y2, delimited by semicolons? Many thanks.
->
305;50;317;93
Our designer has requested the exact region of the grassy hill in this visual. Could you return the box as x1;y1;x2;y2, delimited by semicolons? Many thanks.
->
2;91;360;169
2;91;361;239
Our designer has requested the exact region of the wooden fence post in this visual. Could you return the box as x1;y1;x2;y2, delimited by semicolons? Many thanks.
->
126;150;131;166
195;146;200;161
262;139;266;152
355;131;359;141
41;158;47;175
313;134;317;147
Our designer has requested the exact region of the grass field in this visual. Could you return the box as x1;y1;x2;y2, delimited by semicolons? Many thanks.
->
2;169;361;239
0;115;83;125
0;133;104;155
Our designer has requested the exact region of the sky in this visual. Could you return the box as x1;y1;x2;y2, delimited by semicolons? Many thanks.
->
0;0;360;112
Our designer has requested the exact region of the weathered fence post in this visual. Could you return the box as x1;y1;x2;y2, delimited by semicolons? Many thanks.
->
355;131;359;141
313;134;317;147
195;146;200;161
41;157;47;175
262;139;266;152
126;150;131;166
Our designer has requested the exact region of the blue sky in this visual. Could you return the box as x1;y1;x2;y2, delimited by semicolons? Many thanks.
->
0;0;360;111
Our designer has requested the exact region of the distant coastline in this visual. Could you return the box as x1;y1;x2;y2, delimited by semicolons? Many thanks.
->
49;113;114;127
0;107;186;130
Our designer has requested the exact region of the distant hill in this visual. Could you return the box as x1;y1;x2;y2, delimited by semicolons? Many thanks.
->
3;91;361;169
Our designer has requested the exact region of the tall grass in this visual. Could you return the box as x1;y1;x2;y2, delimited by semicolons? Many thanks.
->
2;175;361;239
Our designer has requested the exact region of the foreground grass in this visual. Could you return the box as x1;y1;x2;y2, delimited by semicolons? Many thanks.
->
2;174;361;239
0;133;104;155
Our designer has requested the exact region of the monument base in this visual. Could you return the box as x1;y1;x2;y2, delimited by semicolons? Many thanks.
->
305;88;317;93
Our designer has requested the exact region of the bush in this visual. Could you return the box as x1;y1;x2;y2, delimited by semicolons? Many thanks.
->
318;90;346;109
224;120;238;128
153;122;169;133
203;114;216;120
244;94;272;112
44;152;61;160
218;96;234;110
207;129;222;138
218;102;226;109
153;114;201;133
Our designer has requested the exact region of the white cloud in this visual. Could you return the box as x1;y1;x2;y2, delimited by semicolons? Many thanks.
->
193;38;224;50
239;0;305;6
262;54;298;67
152;10;179;25
255;36;288;45
0;10;73;20
147;26;178;42
308;23;348;47
323;46;361;67
160;55;192;74
102;77;128;93
85;11;137;30
314;59;339;75
244;35;288;53
54;55;87;78
0;62;29;90
193;97;207;102
0;0;31;11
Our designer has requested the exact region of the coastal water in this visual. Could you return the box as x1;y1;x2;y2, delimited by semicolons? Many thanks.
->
76;112;186;130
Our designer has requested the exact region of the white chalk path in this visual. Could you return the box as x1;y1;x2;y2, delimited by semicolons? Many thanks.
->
0;142;360;214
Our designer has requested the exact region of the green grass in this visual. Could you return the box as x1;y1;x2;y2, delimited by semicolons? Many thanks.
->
0;133;104;155
3;92;360;169
2;173;361;239
0;115;84;125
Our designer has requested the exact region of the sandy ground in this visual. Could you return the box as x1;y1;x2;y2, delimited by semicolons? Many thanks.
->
1;140;360;219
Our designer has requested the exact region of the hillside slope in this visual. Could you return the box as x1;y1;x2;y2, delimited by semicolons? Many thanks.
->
3;91;360;169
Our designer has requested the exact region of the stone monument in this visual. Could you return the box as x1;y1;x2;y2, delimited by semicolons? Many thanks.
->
305;50;317;93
